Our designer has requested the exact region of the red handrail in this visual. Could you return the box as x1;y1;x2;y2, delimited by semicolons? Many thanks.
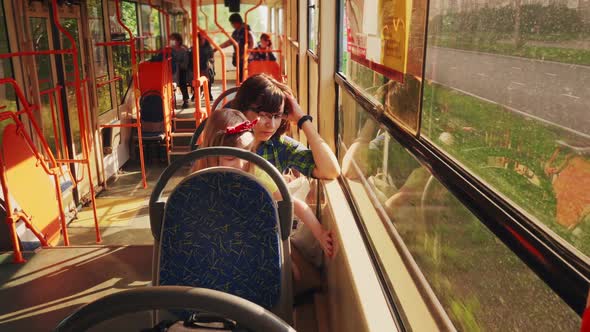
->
111;0;148;189
191;0;201;97
96;76;122;88
39;85;77;188
213;0;240;85
198;28;227;93
95;41;132;47
195;0;227;91
243;0;263;79
0;49;73;58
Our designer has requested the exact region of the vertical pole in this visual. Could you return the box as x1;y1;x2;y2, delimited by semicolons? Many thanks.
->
48;2;79;204
243;1;263;81
191;0;204;125
0;159;25;263
213;0;240;86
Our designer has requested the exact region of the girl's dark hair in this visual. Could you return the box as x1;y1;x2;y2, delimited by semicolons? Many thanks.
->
260;33;272;47
170;33;183;45
231;74;292;139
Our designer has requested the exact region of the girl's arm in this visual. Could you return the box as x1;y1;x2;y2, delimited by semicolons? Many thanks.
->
286;95;340;180
292;197;334;257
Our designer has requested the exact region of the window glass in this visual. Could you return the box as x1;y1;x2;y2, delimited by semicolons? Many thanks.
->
60;17;84;156
0;2;16;144
338;90;581;331
308;0;319;53
171;13;184;37
278;8;283;35
140;4;162;51
340;0;428;133
423;0;590;256
109;0;137;103
29;16;65;157
87;0;113;115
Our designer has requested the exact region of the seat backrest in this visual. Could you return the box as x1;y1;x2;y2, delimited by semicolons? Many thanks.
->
2;124;61;246
149;147;294;324
211;86;239;112
156;168;282;309
248;61;282;82
139;90;164;133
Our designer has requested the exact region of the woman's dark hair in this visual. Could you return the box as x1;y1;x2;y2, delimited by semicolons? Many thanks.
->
231;74;292;139
260;33;272;47
229;13;243;24
170;33;183;45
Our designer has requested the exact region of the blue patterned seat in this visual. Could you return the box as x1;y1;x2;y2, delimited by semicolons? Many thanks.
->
156;168;281;309
150;148;294;325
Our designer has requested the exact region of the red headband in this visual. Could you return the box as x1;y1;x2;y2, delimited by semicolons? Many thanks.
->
225;119;258;135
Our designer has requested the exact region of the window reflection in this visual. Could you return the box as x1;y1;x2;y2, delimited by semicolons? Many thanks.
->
308;0;319;53
423;0;590;256
29;16;64;157
340;0;428;133
0;2;16;145
108;0;137;104
87;0;113;115
140;4;162;52
338;90;581;330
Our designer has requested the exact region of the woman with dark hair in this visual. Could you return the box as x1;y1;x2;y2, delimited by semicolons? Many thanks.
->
231;74;340;180
169;32;190;108
248;33;277;62
197;30;215;101
217;13;255;82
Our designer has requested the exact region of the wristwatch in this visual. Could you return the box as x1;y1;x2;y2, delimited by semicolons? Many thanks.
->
297;115;313;130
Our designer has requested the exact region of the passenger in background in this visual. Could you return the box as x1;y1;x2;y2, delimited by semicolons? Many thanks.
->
248;33;277;62
193;108;335;279
231;74;341;180
169;33;190;109
197;30;215;102
217;13;255;82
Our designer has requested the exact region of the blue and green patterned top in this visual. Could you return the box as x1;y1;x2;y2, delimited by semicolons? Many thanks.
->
256;136;315;177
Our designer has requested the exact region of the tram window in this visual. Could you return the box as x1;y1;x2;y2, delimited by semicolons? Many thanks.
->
108;0;138;104
423;0;590;256
87;0;113;115
308;0;319;54
29;16;64;156
277;8;283;35
140;4;162;51
338;91;581;331
0;2;16;143
339;0;428;132
171;14;183;37
0;3;15;110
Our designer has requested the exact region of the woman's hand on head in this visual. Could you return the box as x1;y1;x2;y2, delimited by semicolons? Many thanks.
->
285;94;305;123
